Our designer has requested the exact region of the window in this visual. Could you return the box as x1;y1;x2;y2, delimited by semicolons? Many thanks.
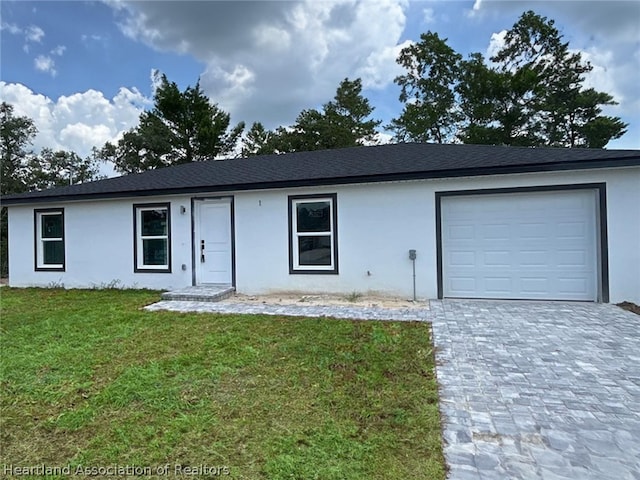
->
134;203;171;272
34;209;65;271
289;194;338;274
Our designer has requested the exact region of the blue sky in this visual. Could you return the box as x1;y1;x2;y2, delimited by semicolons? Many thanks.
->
1;0;639;161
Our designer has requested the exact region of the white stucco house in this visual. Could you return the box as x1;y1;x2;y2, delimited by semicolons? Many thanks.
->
2;143;639;304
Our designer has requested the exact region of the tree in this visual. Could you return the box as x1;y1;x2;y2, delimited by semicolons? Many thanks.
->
242;78;380;156
1;102;36;195
455;53;504;144
392;11;627;148
318;77;381;148
456;52;541;146
99;74;245;173
241;122;280;157
390;32;462;143
24;148;103;191
491;10;627;147
289;77;381;152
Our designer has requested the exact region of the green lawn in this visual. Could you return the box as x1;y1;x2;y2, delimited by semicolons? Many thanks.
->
0;288;445;479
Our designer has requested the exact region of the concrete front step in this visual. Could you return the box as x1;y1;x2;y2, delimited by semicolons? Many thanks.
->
161;285;235;302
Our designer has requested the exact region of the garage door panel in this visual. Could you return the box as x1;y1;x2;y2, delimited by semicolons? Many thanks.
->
557;221;587;239
449;277;476;294
450;251;475;267
485;277;513;294
449;224;474;240
557;250;588;267
557;277;590;295
519;250;548;267
482;224;510;240
484;251;510;266
520;277;549;295
519;225;547;239
442;190;598;301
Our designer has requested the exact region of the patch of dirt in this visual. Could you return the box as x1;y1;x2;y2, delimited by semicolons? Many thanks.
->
227;292;429;309
617;301;640;316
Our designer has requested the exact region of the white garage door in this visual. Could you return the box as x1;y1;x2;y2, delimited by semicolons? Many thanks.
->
441;189;599;301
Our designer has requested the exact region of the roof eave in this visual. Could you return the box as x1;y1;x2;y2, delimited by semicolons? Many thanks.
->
2;158;638;206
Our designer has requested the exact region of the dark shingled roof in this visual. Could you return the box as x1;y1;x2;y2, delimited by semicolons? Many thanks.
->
2;142;639;205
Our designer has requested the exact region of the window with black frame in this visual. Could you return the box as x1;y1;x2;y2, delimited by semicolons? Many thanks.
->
134;203;171;272
34;209;65;271
289;194;338;274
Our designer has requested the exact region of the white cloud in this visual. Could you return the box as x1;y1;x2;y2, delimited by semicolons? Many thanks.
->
109;0;409;129
34;55;56;76
32;46;67;77
150;68;163;95
81;33;105;45
486;30;506;63
465;0;483;18
50;45;66;56
201;64;257;116
25;25;44;43
579;46;640;121
2;22;45;53
580;48;619;100
253;24;291;52
0;82;150;160
423;7;435;25
359;40;412;89
59;123;113;156
1;22;21;35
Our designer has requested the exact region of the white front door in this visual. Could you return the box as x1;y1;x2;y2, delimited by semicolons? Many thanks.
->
195;199;233;285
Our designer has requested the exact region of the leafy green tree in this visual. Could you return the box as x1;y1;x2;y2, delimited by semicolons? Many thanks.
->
457;53;540;146
99;74;245;173
390;32;462;143
243;78;380;156
318;77;381;148
491;10;627;147
456;53;503;144
287;77;381;152
392;11;627;148
1;102;36;195
241;122;280;157
24;148;103;191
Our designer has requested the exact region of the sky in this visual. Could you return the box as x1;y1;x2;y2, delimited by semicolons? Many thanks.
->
1;0;639;167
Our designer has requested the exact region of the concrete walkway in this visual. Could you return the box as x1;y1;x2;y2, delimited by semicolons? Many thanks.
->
145;298;640;479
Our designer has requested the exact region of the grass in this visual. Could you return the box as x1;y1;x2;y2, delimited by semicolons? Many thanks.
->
0;288;445;479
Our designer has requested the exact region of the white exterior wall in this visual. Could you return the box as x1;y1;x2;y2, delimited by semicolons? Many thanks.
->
234;183;434;298
234;167;640;303
7;166;639;303
8;195;195;290
604;169;640;304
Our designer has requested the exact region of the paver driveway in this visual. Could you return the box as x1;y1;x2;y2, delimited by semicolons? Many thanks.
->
430;300;640;480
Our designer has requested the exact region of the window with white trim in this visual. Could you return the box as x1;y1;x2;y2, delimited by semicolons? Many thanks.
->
34;209;65;271
134;203;171;272
289;194;338;274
